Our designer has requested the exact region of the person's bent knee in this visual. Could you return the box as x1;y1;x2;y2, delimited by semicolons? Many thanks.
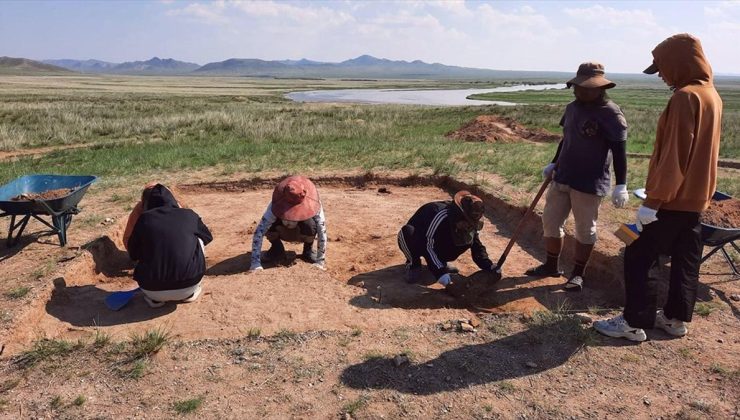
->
401;224;415;237
543;226;565;239
575;230;597;245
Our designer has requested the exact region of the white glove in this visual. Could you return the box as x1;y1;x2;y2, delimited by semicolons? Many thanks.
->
437;273;451;286
612;184;629;208
635;205;658;232
542;163;556;180
249;263;263;273
312;261;326;271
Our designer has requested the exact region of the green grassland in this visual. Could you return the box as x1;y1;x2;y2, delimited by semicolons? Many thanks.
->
0;75;737;196
470;85;740;158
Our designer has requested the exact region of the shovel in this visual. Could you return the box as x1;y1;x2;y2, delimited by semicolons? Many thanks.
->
489;178;552;284
105;287;140;311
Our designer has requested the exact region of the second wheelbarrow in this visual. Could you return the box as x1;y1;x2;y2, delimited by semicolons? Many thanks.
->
0;174;97;247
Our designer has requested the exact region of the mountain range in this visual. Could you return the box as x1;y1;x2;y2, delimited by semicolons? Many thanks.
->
29;55;571;79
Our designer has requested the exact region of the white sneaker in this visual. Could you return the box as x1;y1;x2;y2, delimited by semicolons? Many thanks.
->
182;285;202;303
655;310;687;337
143;295;165;308
593;314;647;342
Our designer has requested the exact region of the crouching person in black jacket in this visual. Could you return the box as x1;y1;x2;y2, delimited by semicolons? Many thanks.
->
397;191;496;297
127;184;213;308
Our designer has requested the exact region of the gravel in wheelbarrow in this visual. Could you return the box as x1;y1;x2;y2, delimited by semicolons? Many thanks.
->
11;188;76;202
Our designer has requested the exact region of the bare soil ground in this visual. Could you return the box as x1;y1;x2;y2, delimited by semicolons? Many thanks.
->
0;174;738;419
446;115;561;144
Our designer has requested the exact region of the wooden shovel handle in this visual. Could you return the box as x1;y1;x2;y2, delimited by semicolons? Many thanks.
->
495;178;551;269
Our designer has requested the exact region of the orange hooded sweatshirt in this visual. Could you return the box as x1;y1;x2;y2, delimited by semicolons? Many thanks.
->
644;34;723;213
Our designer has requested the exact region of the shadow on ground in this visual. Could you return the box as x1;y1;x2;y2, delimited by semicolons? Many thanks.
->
0;231;57;262
82;236;134;277
347;265;618;313
341;318;586;394
206;251;300;276
46;283;175;327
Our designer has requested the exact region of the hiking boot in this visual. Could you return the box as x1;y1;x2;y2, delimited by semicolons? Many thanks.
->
406;265;422;284
301;242;318;263
655;310;688;337
445;263;460;274
593;314;647;342
525;264;564;278
262;240;286;263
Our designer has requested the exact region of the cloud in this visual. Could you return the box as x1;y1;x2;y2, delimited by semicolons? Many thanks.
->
704;1;740;19
166;1;228;24
427;0;473;17
564;4;660;30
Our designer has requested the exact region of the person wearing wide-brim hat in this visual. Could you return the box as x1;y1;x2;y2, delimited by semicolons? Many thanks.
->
249;175;327;271
397;190;497;297
525;61;629;292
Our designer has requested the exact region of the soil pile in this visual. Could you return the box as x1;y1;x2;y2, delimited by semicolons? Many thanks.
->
446;115;561;143
11;188;74;201
701;198;740;229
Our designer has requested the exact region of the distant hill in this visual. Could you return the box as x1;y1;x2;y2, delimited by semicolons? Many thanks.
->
111;57;200;75
192;55;566;79
34;54;668;80
43;59;119;73
0;57;73;75
44;57;200;75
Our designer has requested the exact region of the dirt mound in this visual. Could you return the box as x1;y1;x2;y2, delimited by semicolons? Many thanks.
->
702;198;740;229
446;115;561;143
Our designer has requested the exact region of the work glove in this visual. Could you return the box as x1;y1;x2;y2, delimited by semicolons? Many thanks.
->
612;184;629;208
542;163;557;180
249;262;263;273
635;205;658;232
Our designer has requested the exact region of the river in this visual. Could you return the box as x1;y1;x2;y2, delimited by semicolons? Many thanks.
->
286;83;566;106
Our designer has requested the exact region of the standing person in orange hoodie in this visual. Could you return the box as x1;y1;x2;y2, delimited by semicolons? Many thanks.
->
595;34;723;342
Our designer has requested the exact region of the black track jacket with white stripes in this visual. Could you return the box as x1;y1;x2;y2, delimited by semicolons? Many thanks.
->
404;201;493;278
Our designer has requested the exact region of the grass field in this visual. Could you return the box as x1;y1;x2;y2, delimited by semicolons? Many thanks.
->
0;75;737;196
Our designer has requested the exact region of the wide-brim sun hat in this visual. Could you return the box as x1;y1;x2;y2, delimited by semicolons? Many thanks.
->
453;190;485;222
272;175;321;221
566;61;616;89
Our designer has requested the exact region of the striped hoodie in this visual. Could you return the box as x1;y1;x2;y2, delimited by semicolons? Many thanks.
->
403;201;493;279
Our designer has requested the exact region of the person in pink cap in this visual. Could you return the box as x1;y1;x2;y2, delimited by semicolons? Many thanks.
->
249;175;327;271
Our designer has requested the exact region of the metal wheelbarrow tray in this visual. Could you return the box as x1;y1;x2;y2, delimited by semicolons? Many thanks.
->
699;191;740;275
0;174;97;247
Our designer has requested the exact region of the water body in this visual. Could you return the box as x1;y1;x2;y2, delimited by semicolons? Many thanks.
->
286;83;566;106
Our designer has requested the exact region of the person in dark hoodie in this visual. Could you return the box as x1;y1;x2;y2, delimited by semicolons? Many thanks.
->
127;184;213;308
594;34;722;342
525;62;629;292
397;191;497;297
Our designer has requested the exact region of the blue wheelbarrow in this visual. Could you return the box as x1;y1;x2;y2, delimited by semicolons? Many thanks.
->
0;175;97;247
634;189;740;275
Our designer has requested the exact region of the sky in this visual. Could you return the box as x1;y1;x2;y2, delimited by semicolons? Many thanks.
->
2;0;740;74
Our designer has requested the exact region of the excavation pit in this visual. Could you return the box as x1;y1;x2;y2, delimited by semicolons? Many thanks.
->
7;176;624;353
